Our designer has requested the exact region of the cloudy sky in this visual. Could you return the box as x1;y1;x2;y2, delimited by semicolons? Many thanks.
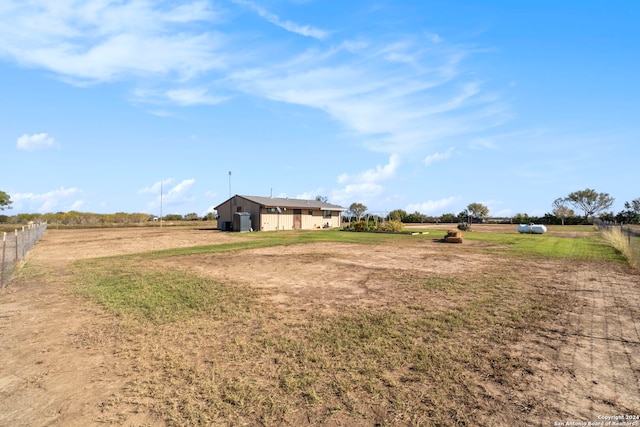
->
3;0;639;217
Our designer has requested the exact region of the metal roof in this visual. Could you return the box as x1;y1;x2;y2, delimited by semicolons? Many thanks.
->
215;195;346;211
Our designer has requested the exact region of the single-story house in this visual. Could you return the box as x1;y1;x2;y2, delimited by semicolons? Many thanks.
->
215;195;346;231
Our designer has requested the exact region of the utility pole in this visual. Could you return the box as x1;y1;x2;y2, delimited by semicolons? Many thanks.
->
160;182;163;228
228;171;232;231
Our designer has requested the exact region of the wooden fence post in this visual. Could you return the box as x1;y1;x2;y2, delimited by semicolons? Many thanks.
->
1;232;6;288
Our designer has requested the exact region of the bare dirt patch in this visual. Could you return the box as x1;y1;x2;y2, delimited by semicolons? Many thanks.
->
1;227;639;426
160;241;496;313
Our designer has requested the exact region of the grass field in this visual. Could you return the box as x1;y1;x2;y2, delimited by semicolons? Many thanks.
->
60;226;635;425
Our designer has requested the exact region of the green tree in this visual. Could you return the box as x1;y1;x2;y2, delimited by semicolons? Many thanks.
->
0;190;12;211
512;213;532;224
564;188;614;220
348;202;367;220
552;198;574;226
164;214;184;221
627;198;640;213
388;209;407;222
616;198;640;224
440;213;457;223
184;213;200;221
315;195;329;203
405;211;425;223
466;203;489;220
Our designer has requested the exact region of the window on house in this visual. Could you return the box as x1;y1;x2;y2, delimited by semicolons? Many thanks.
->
236;207;242;212
323;210;332;218
308;210;313;216
266;208;277;213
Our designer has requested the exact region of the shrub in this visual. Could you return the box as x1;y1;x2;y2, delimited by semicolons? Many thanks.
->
457;222;471;231
352;220;370;231
377;220;404;233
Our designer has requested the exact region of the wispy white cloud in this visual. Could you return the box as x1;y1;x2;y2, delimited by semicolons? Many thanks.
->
138;178;174;195
428;33;443;44
233;0;329;39
330;182;384;208
16;133;57;151
406;196;459;214
11;187;82;213
70;200;87;211
478;199;502;217
132;87;230;106
424;147;454;166
166;179;196;203
0;0;224;84
329;155;400;207
468;129;544;151
141;178;196;211
165;88;229;106
0;0;508;159
337;154;400;184
231;37;507;153
295;189;327;201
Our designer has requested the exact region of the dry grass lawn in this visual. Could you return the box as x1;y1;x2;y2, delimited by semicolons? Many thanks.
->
1;225;639;426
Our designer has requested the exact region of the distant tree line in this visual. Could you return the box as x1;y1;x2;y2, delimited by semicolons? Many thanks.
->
345;189;640;226
2;187;638;227
0;211;216;225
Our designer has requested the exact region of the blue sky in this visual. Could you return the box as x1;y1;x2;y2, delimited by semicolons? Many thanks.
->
2;0;639;217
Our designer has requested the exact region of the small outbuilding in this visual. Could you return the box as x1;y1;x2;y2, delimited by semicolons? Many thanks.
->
215;195;346;231
233;212;252;232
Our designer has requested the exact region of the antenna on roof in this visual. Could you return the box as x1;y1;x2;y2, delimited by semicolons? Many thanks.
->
270;188;273;198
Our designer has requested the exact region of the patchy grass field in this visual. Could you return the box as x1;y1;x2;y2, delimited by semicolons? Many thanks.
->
1;225;639;426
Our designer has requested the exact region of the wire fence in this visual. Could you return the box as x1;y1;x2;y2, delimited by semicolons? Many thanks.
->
595;220;640;267
1;222;48;288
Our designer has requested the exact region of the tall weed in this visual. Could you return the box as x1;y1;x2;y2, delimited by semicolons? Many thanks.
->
600;227;636;267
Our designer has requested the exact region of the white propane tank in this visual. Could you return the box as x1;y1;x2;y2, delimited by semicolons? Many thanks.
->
517;223;547;234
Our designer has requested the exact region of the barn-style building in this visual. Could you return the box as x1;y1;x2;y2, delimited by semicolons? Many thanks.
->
215;195;346;232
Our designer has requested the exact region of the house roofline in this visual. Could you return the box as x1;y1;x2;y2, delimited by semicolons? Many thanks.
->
214;194;346;211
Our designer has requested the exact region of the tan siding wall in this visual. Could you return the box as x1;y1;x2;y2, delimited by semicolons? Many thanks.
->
322;211;342;228
260;212;293;231
302;210;339;229
217;197;343;231
301;211;316;230
259;210;341;231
